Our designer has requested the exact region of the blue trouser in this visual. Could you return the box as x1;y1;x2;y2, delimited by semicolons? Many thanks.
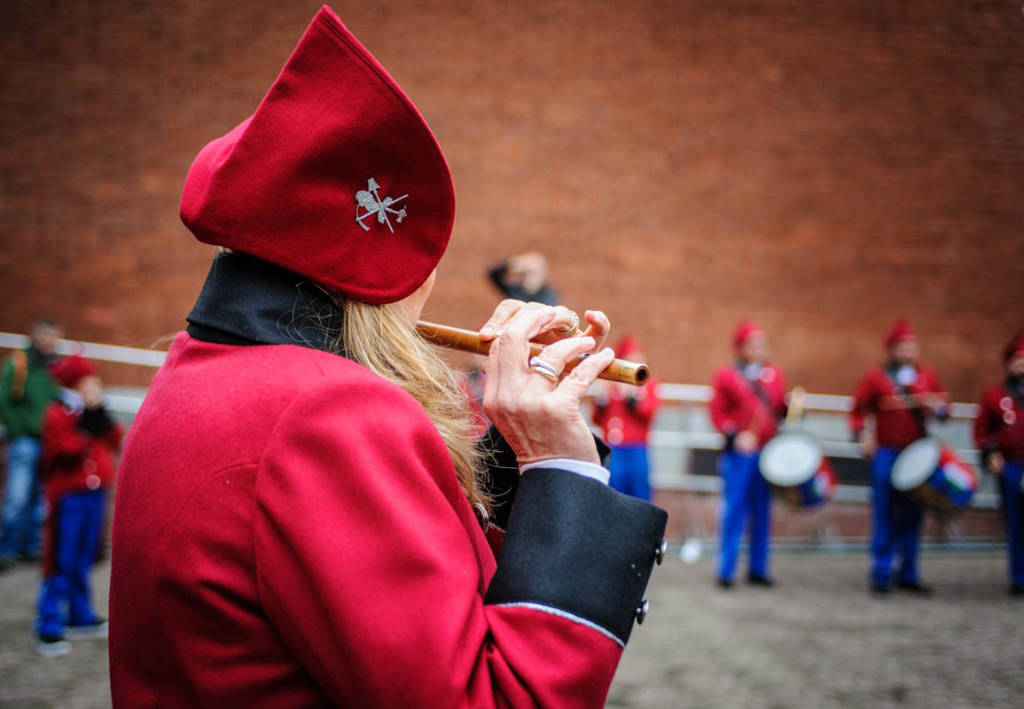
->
870;446;924;586
36;490;105;638
718;450;771;581
1000;462;1024;587
608;444;651;501
0;436;44;557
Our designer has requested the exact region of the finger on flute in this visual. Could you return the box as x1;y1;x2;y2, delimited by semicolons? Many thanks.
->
416;321;650;386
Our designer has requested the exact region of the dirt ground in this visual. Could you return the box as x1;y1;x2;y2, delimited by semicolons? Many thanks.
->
0;552;1020;708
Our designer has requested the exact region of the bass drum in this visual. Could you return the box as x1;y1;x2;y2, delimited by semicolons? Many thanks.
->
759;431;835;507
891;437;978;512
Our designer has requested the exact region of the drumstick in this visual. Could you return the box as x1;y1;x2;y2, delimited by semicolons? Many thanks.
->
415;320;650;386
878;392;950;411
786;386;807;426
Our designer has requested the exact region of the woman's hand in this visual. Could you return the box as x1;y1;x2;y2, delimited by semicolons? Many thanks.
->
480;300;610;349
480;303;615;465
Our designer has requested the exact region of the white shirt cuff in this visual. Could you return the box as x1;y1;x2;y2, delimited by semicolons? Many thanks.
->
519;458;610;485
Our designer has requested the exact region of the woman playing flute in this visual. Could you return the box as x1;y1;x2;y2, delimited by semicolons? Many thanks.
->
108;7;667;708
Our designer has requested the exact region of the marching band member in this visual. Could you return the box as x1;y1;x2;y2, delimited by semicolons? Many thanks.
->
851;319;949;595
974;333;1024;596
36;355;122;656
592;336;660;500
109;7;667;707
709;321;786;587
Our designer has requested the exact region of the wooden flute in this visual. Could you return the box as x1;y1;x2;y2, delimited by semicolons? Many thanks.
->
416;321;650;386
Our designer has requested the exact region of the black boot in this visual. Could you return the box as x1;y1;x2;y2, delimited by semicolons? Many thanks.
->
746;572;775;587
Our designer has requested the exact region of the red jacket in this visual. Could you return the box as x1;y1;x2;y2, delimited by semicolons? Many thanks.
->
110;330;665;708
850;364;948;449
40;401;122;504
592;379;660;446
709;363;787;447
974;383;1024;463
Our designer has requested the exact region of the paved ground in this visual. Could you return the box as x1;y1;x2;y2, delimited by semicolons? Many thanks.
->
0;552;1020;708
608;551;1023;708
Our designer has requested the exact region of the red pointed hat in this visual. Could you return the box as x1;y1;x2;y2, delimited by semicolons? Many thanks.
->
51;355;96;389
884;319;915;348
1004;332;1024;363
180;6;455;305
732;320;763;350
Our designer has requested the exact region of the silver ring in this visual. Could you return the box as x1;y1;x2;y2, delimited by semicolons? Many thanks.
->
554;310;580;337
528;355;559;383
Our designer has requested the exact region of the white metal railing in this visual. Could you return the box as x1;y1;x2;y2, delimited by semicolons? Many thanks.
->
1;331;997;507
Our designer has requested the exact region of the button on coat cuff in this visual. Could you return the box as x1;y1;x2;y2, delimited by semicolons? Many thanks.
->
485;468;668;645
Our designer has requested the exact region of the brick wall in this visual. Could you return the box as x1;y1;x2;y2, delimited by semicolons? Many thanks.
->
2;0;1023;396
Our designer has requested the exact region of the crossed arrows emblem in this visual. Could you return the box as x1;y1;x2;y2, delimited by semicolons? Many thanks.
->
355;177;408;233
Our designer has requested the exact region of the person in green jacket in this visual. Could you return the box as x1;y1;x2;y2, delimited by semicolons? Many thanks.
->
0;319;62;569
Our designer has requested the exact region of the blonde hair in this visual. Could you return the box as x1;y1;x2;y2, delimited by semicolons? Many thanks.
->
336;298;489;514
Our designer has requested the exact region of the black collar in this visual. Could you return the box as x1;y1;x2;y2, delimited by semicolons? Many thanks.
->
186;252;344;352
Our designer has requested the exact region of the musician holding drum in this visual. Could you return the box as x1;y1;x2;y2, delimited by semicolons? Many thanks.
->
851;320;949;595
108;7;667;707
709;321;787;588
974;333;1024;596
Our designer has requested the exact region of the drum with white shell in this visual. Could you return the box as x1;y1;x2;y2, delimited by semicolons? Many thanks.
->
759;431;836;507
890;437;978;512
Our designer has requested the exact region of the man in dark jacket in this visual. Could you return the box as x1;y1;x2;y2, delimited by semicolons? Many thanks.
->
0;319;62;569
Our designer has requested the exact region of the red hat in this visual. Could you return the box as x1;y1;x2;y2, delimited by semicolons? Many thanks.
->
732;321;763;350
51;355;96;389
614;335;641;359
180;6;455;305
1004;333;1024;364
884;319;915;349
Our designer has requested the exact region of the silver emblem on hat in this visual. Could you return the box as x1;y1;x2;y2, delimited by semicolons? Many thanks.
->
355;177;408;233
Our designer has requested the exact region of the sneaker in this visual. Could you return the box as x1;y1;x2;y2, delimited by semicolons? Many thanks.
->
870;582;890;595
716;578;734;589
746;573;775;587
36;635;71;657
65;620;108;640
0;555;16;573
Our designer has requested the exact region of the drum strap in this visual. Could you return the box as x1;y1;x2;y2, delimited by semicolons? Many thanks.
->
736;363;776;415
884;364;926;426
1004;380;1024;408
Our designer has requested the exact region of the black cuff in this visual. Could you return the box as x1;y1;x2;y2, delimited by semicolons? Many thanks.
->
477;426;520;530
78;407;113;437
484;468;668;646
477;426;613;530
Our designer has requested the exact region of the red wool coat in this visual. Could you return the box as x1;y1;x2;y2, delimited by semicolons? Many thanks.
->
974;384;1024;462
110;331;664;708
592;379;660;446
850;365;948;449
709;363;787;447
40;402;122;504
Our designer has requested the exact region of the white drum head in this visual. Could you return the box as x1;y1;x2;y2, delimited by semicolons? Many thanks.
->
891;438;941;491
760;431;823;486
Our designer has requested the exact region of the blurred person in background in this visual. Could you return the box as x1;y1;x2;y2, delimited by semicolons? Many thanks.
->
488;251;560;306
592;335;659;500
974;333;1024;596
35;354;122;656
852;319;949;595
0;318;61;570
109;8;666;707
709;321;787;588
